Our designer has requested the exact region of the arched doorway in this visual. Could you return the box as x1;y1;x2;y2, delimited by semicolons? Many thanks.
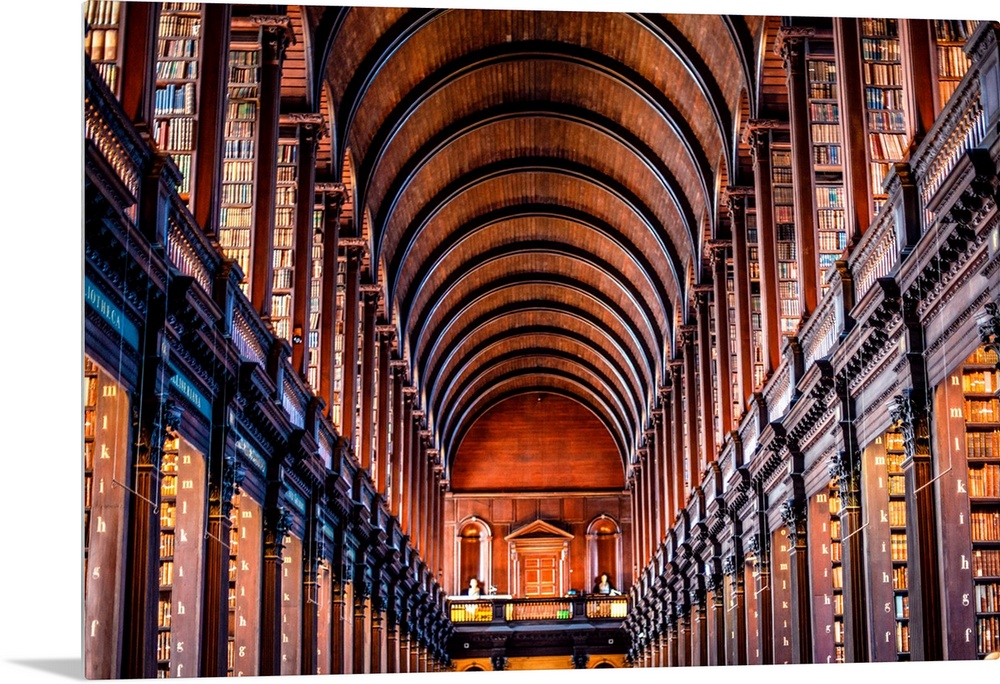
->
455;517;492;594
586;515;622;593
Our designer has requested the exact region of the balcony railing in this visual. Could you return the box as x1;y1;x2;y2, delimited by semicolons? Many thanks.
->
447;595;628;625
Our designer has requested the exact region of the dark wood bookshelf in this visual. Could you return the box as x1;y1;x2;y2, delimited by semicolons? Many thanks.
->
859;17;908;215
153;3;204;203
805;40;846;293
84;1;122;96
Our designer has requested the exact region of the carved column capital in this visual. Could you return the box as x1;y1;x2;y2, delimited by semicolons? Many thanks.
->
254;15;293;64
779;498;807;547
829;451;863;508
774;26;814;71
978;301;1000;372
264;505;294;556
211;452;248;517
678;325;697;349
706;239;730;265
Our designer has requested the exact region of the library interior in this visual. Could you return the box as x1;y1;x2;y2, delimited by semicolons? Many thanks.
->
83;1;1000;676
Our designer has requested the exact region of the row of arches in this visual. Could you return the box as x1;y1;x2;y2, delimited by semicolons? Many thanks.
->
455;515;624;597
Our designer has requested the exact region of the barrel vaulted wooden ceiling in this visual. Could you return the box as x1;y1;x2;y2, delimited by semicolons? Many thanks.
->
290;5;777;477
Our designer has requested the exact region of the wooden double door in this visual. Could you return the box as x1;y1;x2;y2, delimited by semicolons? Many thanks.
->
521;554;559;597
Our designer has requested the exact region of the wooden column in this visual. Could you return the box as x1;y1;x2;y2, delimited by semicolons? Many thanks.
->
707;573;726;666
900;20;937;144
778;27;821;320
301;500;321;675
386;592;399;674
750;493;774;665
695;288;716;465
434;468;445;580
891;302;943;660
389;365;405;517
250;19;290;317
643;448;654;563
690;586;708;666
629;477;640;578
724;554;747;665
317;184;344;416
677;602;691;667
726;189;755;408
339;244;362;446
422;447;434;566
709;242;734;434
779;481;813;664
399;629;411;673
831;444;868;663
291;117;323;377
120;380;171;679
260;504;292;675
637;454;648;566
118;2;160;131
359;289;379;472
657;391;672;539
190;2;232;235
200;454;243;677
833;18;874;242
400;391;415;536
681;327;699;492
650;414;663;546
352;582;369;674
670;362;685;519
370;588;383;673
424;452;433;569
745;122;782;377
412;434;423;557
330;541;348;674
666;614;678;667
375;329;393;495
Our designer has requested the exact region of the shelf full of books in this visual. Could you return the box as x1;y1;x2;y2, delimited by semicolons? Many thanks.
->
859;17;909;215
963;347;1000;657
84;359;98;576
153;3;203;201
885;432;911;658
271;135;299;344
771;138;800;337
829;481;845;663
734;194;766;393
933;20;981;111
806;40;846;291
332;254;348;434
307;201;326;393
219;38;262;292
84;1;122;95
157;436;180;678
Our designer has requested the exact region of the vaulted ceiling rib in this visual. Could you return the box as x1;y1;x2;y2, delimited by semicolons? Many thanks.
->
314;7;753;473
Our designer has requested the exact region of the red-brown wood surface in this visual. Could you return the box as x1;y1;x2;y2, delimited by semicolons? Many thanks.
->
451;393;624;492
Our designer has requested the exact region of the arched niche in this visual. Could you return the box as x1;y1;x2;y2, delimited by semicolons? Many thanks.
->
455;516;492;594
586;514;622;593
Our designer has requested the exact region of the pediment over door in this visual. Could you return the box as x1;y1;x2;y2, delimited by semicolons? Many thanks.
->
504;519;575;542
505;520;574;597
